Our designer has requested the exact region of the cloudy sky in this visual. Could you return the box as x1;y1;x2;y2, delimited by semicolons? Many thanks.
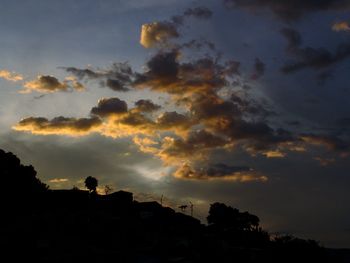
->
1;0;350;247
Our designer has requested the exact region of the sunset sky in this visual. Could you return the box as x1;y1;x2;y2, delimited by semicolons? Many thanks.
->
0;0;350;247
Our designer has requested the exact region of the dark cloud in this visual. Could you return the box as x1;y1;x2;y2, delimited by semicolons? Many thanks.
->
134;99;161;112
172;6;213;25
280;28;302;52
134;50;234;96
207;163;251;175
136;50;179;88
104;79;130;92
187;93;295;156
280;27;350;73
181;39;216;52
90;97;128;118
300;134;349;152
251;58;265;80
152;129;231;165
13;116;102;136
174;163;267;181
120;112;154;128
63;63;133;92
156;111;194;131
186;129;229;149
22;75;84;93
184;7;213;19
65;67;100;79
140;6;212;48
282;44;350;73
223;0;350;22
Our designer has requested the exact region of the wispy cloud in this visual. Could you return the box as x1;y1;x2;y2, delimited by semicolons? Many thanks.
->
0;70;23;82
332;21;350;32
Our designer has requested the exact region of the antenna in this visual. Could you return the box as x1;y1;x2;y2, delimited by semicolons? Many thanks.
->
189;201;194;217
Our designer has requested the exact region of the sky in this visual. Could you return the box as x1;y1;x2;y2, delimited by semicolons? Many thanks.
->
0;0;350;248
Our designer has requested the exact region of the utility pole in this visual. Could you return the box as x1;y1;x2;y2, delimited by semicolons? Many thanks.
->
190;202;194;217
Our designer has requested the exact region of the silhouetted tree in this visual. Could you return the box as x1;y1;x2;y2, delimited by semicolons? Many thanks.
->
84;176;98;193
207;202;240;228
207;202;260;231
104;184;113;195
0;149;48;198
0;149;48;215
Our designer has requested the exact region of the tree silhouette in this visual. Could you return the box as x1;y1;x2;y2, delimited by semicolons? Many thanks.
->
0;149;48;197
207;202;260;231
104;184;113;195
0;149;48;214
84;176;98;193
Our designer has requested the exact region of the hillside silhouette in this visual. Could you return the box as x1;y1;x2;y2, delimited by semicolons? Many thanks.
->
0;148;348;262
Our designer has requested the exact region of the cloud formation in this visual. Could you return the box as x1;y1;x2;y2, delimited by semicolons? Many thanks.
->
90;97;128;118
0;70;23;82
140;6;212;48
224;0;350;21
332;21;350;32
300;134;349;152
280;27;350;73
184;7;213;20
134;99;161;112
64;62;133;92
13;5;350;181
13;116;102;136
174;163;267;181
15;44;332;180
22;75;84;93
140;22;179;48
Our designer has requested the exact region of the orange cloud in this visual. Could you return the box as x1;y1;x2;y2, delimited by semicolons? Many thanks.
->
49;178;69;183
140;22;179;48
0;70;23;82
174;163;268;182
332;21;350;32
263;150;286;158
13;116;102;136
22;75;85;93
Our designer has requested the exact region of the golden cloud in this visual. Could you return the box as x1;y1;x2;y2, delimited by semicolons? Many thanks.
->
22;75;85;93
300;134;347;151
0;70;23;82
13;116;102;136
263;150;286;158
140;22;179;48
49;178;69;183
174;163;268;182
332;21;350;32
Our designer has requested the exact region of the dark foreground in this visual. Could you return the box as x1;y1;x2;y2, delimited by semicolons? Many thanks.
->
1;149;349;262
